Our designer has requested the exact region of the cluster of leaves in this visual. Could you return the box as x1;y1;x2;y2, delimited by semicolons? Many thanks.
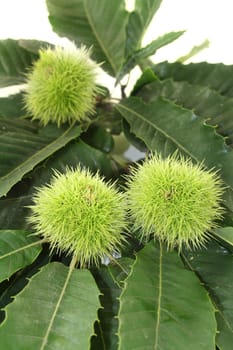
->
0;0;232;349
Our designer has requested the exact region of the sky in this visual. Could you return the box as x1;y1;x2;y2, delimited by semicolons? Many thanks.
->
0;0;232;95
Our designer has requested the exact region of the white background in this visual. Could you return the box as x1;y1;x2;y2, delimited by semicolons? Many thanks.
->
0;0;232;95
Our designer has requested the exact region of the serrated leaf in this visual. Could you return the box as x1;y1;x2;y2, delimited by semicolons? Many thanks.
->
0;261;100;350
0;93;24;118
91;258;133;350
0;139;113;231
117;31;184;84
115;96;233;213
126;0;162;56
182;241;233;350
0;120;81;197
153;61;233;98
177;39;210;63
30;138;115;189
46;0;128;76
0;39;38;88
0;230;42;282
0;245;50;324
213;227;233;247
118;241;216;350
137;78;233;144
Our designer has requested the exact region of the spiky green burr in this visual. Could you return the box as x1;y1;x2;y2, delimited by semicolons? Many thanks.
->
24;46;99;126
126;155;224;250
28;167;127;266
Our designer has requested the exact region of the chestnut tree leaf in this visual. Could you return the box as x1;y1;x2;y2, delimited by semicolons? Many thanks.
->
153;61;233;98
116;96;233;213
0;39;38;88
126;0;162;55
0;261;100;349
137;77;233;144
118;241;216;350
182;241;233;350
0;230;42;282
91;258;133;350
0;119;81;198
117;31;185;84
46;0;128;76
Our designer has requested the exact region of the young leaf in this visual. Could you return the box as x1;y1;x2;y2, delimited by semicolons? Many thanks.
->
118;241;217;350
46;0;128;76
0;119;81;197
182;241;233;350
126;0;162;55
153;61;233;98
0;261;100;350
117;31;185;84
0;230;42;282
0;39;38;88
177;39;210;63
116;96;233;213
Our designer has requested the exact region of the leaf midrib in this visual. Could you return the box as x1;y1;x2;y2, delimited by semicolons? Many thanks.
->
0;239;44;261
0;124;80;197
83;1;117;75
39;255;77;350
117;102;198;161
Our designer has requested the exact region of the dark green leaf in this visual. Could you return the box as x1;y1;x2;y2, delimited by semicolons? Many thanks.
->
116;96;233;213
91;258;133;350
182;241;233;350
126;0;162;55
0;93;25;118
118;241;216;350
131;67;158;95
46;0;128;76
122;119;147;152
0;230;42;282
117;31;184;84
137;78;233;144
18;39;54;54
81;125;114;153
0;120;81;197
0;245;50;325
0;261;100;349
0;39;38;88
0;196;31;230
153;61;233;98
30;139;115;190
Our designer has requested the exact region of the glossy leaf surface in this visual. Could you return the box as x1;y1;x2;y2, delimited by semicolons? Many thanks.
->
0;230;42;282
183;242;233;350
118;241;216;350
47;0;128;76
0;261;100;349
